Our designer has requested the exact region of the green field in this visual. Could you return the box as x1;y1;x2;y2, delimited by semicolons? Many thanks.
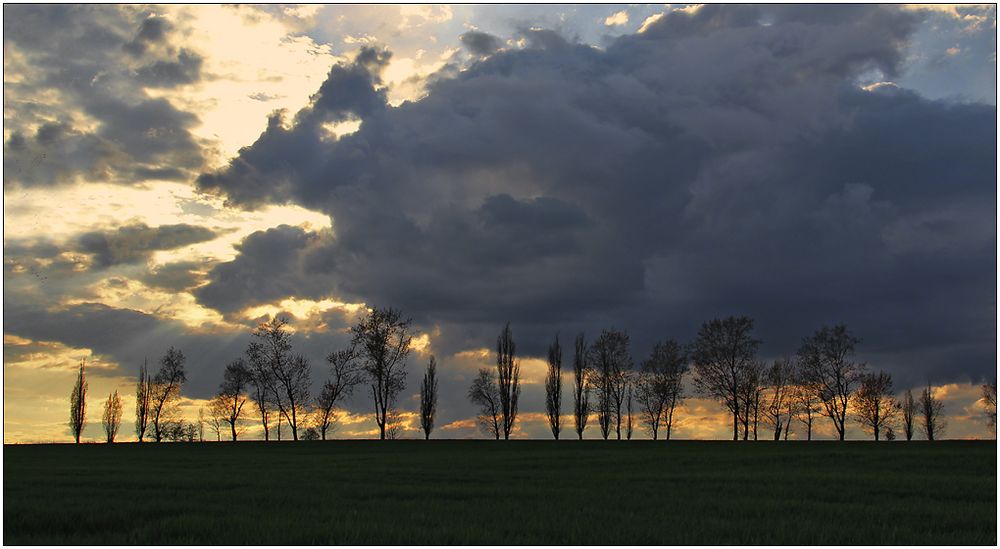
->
3;440;996;545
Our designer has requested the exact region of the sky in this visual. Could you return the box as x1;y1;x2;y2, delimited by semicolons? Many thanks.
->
2;4;997;443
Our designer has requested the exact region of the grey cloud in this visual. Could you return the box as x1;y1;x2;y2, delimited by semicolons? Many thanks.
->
197;47;390;207
134;49;204;87
191;5;996;392
3;295;358;402
122;15;171;56
3;5;206;187
460;30;502;56
194;225;335;314
78;222;218;267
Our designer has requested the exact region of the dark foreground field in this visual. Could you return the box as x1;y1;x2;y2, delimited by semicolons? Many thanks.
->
4;440;996;545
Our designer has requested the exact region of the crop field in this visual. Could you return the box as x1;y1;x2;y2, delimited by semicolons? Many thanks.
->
3;440;996;544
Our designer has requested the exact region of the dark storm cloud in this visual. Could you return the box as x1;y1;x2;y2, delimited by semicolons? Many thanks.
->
194;225;335;314
77;222;218;267
197;6;998;389
196;47;390;208
459;30;502;56
2;5;206;187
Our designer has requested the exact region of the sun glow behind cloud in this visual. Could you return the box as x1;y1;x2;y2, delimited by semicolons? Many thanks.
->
2;4;996;444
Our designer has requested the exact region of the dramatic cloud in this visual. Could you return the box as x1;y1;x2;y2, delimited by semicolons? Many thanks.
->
194;225;335;314
3;4;996;441
195;4;996;389
3;5;207;187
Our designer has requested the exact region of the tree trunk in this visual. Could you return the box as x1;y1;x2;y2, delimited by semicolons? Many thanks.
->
231;423;237;442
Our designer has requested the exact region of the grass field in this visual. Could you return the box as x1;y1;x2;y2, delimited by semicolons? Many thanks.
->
3;440;996;544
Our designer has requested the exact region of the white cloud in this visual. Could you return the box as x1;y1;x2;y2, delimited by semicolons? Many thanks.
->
604;10;629;27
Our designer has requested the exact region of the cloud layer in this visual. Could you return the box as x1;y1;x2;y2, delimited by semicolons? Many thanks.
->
196;5;995;387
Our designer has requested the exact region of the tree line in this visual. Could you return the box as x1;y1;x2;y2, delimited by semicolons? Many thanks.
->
69;309;998;442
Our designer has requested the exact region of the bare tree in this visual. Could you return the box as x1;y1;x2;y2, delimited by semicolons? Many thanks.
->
315;348;364;440
246;317;311;441
149;347;187;442
572;333;590;440
420;356;439;440
738;360;766;440
206;404;225;441
763;358;795;441
853;370;900;441
795;381;821;441
197;407;205;442
901;389;916;441
247;358;273;441
918;383;946;441
545;335;563;440
982;379;997;435
625;377;634;440
468;368;502;439
165;420;198;442
496;322;521;440
69;361;88;443
385;409;404;440
135;359;152;442
215;359;251;441
588;329;632;440
635;340;687;440
101;390;122;443
349;307;412;440
691;316;761;441
797;324;867;441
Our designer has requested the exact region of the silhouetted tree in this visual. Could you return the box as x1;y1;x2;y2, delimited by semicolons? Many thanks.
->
901;389;916;441
918;383;946;440
385;409;404;439
165;420;198;442
149;347;187;442
302;427;320;441
197;407;205;442
101;389;122;443
135;359;152;442
691;316;760;441
625;377;634;440
247;317;311;441
468;368;501;439
795;381;821;441
588;329;632;440
635;340;687;440
764;358;796;440
420;356;439;440
572;333;590;440
247;358;273;441
350;307;412;440
983;379;997;435
69;360;87;443
315;348;364;440
798;324;867;441
738;360;766;440
545;335;562;440
206;404;224;441
496;322;521;440
214;359;251;441
853;370;899;441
